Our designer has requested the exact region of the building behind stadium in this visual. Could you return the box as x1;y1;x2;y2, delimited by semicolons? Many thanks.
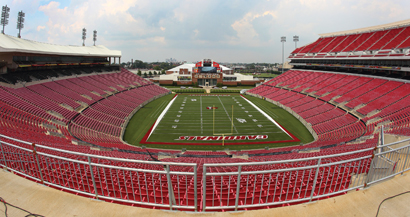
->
157;58;263;86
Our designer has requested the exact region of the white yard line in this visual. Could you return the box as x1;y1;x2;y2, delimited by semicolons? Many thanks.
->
240;95;292;138
147;95;178;140
218;96;239;134
200;96;203;134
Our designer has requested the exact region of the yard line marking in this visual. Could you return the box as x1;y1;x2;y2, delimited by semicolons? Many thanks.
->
241;95;292;138
218;96;238;134
147;95;178;140
200;96;203;134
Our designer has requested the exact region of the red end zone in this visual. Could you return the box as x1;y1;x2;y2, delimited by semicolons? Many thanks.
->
139;121;300;146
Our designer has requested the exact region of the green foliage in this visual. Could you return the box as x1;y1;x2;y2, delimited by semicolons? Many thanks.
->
137;70;142;76
173;89;206;93
132;60;147;69
210;89;241;93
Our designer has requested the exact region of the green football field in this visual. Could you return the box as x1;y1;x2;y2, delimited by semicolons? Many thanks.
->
145;94;296;144
123;93;314;151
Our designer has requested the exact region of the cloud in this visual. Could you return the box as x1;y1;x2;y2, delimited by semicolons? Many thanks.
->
230;10;277;46
3;0;410;63
36;26;45;31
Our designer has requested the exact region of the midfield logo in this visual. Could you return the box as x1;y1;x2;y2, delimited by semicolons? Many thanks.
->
206;107;218;110
175;135;268;141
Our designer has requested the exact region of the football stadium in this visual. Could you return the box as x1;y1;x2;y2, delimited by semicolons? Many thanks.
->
1;3;410;217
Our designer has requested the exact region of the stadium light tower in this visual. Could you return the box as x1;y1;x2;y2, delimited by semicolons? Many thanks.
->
281;36;286;74
17;10;25;38
93;30;97;46
293;35;299;49
82;28;86;46
1;5;10;34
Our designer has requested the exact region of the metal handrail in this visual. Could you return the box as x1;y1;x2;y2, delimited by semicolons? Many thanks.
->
1;133;410;212
0;134;198;211
0;134;196;167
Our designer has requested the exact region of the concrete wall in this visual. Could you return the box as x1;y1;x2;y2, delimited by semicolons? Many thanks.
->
241;80;259;86
222;81;238;86
177;81;193;85
159;80;173;85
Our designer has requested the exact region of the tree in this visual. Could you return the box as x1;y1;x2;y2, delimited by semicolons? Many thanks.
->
148;71;153;77
161;69;166;74
133;60;147;69
137;70;142;76
153;71;157;75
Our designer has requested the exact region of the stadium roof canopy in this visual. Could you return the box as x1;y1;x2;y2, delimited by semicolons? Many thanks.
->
319;19;410;37
167;63;232;73
0;34;121;57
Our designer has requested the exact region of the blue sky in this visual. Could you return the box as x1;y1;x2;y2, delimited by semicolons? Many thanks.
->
2;0;410;63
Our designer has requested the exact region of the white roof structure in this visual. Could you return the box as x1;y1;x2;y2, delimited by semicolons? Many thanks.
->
0;34;121;57
167;63;232;73
319;19;410;37
167;63;196;72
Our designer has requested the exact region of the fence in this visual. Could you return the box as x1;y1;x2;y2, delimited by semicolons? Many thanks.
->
1;134;410;212
0;134;198;211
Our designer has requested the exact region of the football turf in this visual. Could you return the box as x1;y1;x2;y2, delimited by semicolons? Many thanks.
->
123;93;314;151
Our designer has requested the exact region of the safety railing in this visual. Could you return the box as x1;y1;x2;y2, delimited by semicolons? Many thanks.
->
1;133;410;212
201;148;374;211
201;135;410;212
0;134;198;211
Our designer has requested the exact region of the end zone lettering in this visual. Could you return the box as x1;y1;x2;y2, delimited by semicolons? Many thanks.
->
176;135;268;141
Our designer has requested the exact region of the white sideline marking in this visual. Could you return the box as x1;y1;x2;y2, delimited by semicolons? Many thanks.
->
240;95;292;138
147;95;178;140
200;96;203;134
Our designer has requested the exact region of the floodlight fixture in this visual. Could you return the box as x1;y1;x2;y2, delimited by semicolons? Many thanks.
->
281;36;286;74
293;35;299;48
93;30;97;46
82;28;86;46
17;10;25;38
1;5;10;34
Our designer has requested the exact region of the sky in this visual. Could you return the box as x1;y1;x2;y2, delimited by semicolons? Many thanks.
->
2;0;410;63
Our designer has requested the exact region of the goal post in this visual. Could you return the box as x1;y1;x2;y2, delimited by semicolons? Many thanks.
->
213;104;234;146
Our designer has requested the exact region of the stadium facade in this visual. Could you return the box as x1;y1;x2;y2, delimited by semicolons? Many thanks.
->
158;58;262;86
288;19;410;78
0;34;121;75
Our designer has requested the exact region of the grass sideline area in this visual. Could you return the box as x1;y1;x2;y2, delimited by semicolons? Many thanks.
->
161;86;256;90
242;73;279;78
123;93;314;151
